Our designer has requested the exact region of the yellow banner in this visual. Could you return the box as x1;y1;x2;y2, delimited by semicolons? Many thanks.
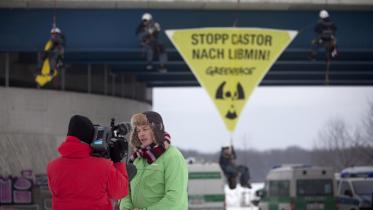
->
166;28;297;132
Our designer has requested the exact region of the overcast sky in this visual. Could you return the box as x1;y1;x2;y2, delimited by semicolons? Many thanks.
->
153;86;373;153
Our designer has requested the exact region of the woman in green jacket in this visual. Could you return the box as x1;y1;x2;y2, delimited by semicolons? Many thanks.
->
120;111;188;210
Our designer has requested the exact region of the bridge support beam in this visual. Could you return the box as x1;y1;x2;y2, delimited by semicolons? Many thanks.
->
61;67;65;91
104;64;108;95
111;73;116;96
5;53;9;87
87;64;92;93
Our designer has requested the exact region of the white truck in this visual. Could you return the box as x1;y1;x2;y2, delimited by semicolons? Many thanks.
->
257;164;337;210
188;162;226;210
337;166;373;210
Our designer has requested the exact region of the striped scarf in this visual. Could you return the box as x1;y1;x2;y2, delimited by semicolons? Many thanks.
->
129;132;171;164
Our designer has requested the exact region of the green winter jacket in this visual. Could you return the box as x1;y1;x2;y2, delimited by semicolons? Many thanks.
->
119;145;188;210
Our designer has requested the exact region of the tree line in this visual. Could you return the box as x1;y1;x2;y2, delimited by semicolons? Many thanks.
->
180;101;373;182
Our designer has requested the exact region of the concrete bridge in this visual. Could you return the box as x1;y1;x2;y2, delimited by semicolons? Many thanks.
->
0;0;372;175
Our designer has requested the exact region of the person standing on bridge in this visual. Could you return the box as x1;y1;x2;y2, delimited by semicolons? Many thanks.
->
310;10;338;60
136;13;168;73
119;111;188;210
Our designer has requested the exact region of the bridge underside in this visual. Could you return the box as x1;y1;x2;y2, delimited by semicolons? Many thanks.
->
1;9;373;87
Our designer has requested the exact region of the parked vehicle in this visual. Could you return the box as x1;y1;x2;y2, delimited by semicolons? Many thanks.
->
337;166;373;210
257;164;337;210
188;162;226;210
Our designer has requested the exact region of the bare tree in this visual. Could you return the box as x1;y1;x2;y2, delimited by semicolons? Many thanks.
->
355;101;373;161
314;118;357;169
314;101;373;170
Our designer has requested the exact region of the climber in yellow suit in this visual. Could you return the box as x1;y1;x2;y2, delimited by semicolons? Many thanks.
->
35;27;65;87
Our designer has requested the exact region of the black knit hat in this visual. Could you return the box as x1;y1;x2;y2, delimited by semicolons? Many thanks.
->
130;111;165;148
67;115;94;144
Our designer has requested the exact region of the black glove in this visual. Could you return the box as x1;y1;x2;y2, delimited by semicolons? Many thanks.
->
110;140;127;163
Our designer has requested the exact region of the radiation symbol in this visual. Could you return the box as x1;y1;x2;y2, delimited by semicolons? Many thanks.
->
226;105;237;119
215;81;245;120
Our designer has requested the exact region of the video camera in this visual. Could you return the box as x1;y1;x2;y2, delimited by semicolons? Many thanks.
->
90;118;131;160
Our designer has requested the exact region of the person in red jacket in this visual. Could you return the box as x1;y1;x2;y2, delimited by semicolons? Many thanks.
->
47;115;128;210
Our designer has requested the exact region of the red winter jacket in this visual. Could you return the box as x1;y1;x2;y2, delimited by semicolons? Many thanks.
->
47;136;128;210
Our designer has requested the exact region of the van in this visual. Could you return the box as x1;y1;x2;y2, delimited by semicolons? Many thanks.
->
337;166;373;210
258;164;337;210
188;163;225;210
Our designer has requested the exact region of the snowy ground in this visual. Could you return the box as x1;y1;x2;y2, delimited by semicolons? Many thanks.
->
225;182;264;210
